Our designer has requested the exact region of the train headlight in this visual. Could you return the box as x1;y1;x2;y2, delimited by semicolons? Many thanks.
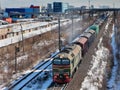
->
66;75;69;79
54;75;57;79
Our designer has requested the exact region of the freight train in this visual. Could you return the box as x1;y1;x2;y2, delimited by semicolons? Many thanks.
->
52;14;108;84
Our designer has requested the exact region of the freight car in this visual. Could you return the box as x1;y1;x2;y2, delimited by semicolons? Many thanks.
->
74;37;88;56
52;16;106;84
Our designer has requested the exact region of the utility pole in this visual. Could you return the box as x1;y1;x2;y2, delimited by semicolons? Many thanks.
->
88;0;91;25
0;0;1;10
58;16;61;52
89;0;90;9
71;14;73;40
113;3;115;8
20;24;24;54
15;46;19;74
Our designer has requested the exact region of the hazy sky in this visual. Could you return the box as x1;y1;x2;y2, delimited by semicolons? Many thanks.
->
0;0;120;9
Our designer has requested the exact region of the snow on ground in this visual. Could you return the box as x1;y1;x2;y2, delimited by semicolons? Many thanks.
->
107;24;120;90
80;37;110;90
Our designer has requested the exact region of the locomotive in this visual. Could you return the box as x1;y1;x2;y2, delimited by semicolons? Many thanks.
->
53;44;82;83
52;15;107;83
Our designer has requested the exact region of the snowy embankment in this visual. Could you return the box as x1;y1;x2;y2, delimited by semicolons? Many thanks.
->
107;24;120;89
80;38;109;90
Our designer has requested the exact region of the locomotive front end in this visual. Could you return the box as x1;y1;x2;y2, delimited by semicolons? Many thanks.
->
53;58;71;83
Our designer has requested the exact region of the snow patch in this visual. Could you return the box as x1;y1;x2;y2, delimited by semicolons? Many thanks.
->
105;22;109;30
107;24;119;90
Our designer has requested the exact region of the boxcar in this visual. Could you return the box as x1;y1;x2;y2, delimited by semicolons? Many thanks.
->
80;32;93;47
85;29;96;46
74;37;89;56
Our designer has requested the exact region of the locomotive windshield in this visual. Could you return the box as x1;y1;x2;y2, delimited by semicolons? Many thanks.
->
53;58;70;65
53;59;61;65
62;59;70;65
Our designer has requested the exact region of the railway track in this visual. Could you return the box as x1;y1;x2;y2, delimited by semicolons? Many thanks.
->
7;58;52;90
7;51;59;90
48;83;68;90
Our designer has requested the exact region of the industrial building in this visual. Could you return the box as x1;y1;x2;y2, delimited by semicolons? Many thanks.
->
5;5;40;22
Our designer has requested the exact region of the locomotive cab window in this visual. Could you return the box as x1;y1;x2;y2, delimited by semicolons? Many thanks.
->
62;59;70;65
53;59;61;65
